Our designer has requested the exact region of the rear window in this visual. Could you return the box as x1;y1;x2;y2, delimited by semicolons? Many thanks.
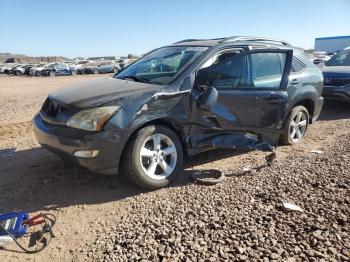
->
291;58;306;73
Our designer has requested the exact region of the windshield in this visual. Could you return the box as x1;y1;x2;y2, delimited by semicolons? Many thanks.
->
326;50;350;66
114;46;208;85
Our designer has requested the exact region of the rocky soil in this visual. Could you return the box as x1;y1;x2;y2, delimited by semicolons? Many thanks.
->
0;75;349;261
88;132;350;262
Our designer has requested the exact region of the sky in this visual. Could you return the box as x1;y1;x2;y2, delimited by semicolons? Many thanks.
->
0;0;349;58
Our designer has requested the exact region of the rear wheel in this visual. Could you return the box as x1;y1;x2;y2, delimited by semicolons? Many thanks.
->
49;71;55;77
93;68;99;74
280;106;309;145
15;70;22;76
123;125;183;189
36;71;41;77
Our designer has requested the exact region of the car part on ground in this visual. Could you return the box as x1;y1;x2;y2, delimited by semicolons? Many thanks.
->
190;169;225;185
33;36;324;189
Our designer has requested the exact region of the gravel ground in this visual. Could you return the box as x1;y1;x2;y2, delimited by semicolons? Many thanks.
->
0;75;349;261
88;133;350;262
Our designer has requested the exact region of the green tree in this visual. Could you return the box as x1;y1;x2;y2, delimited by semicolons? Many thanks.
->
127;54;138;59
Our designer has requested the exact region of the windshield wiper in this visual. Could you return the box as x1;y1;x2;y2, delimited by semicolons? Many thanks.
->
119;75;150;83
118;75;163;85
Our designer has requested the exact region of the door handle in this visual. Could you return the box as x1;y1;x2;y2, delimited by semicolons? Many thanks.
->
263;94;286;104
290;79;300;85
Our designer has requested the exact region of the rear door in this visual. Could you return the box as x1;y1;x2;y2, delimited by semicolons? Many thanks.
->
189;47;293;142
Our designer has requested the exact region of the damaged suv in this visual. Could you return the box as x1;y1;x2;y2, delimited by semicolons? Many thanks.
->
33;36;324;189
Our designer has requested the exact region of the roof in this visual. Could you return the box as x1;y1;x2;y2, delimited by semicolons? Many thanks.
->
315;35;350;41
171;36;291;48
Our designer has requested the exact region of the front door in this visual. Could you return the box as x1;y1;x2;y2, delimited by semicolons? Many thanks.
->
189;47;293;149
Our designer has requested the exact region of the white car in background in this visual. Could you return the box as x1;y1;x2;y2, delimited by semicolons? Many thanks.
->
312;51;333;65
74;60;93;70
29;63;48;76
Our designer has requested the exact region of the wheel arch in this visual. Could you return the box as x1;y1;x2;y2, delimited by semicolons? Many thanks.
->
118;118;187;173
293;99;315;123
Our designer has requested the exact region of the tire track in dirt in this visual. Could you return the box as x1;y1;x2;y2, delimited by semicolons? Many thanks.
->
0;121;33;140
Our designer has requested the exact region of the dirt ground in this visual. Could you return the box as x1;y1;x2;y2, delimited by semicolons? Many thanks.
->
0;75;349;261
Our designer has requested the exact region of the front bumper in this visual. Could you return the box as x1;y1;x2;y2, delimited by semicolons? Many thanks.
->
33;114;125;175
323;85;350;102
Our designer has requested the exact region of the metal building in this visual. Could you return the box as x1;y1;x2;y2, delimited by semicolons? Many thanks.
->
314;35;350;53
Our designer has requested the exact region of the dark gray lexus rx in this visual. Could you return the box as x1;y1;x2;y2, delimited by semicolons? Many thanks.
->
34;36;324;189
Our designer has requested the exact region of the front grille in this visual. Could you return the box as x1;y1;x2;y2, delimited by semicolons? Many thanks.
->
42;97;66;118
324;78;350;87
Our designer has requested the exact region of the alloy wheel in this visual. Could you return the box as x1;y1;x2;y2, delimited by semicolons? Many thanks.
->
289;111;307;143
139;133;177;180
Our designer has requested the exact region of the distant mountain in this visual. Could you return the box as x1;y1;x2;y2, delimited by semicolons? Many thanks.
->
0;52;71;63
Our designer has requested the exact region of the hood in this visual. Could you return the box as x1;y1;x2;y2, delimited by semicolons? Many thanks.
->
322;66;350;78
50;77;161;107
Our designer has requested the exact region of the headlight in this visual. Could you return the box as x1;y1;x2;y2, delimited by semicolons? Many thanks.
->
66;105;121;131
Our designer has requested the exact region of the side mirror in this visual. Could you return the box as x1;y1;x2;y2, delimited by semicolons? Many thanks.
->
198;86;218;111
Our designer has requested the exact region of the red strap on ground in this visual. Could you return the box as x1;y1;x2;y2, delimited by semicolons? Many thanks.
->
23;214;45;227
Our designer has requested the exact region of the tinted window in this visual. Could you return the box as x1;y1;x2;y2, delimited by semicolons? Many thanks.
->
291;58;306;73
249;53;284;89
195;50;247;90
197;51;286;90
326;50;350;66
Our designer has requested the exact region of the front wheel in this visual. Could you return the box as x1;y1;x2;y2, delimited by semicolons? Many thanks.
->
123;125;183;189
280;105;309;145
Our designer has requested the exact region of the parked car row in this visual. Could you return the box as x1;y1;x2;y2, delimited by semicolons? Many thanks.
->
0;60;123;77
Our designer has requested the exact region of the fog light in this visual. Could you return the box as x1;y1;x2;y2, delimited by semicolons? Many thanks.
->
73;150;99;158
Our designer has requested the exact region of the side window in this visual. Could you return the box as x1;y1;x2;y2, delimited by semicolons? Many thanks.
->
291;57;306;73
248;52;284;89
197;49;248;90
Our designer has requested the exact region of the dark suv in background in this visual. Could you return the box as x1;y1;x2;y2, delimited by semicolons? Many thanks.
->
321;49;350;102
33;36;324;189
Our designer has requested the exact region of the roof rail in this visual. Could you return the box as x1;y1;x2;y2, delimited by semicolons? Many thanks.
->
173;39;204;44
222;36;291;46
173;38;226;44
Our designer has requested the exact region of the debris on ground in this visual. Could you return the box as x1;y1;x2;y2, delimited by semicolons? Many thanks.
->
282;202;303;212
310;149;323;154
190;169;224;185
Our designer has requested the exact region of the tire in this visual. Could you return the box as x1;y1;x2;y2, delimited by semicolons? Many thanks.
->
280;105;309;145
123;125;184;189
36;71;41;77
49;71;55;77
15;71;22;76
113;67;118;73
93;69;99;74
71;71;77;76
